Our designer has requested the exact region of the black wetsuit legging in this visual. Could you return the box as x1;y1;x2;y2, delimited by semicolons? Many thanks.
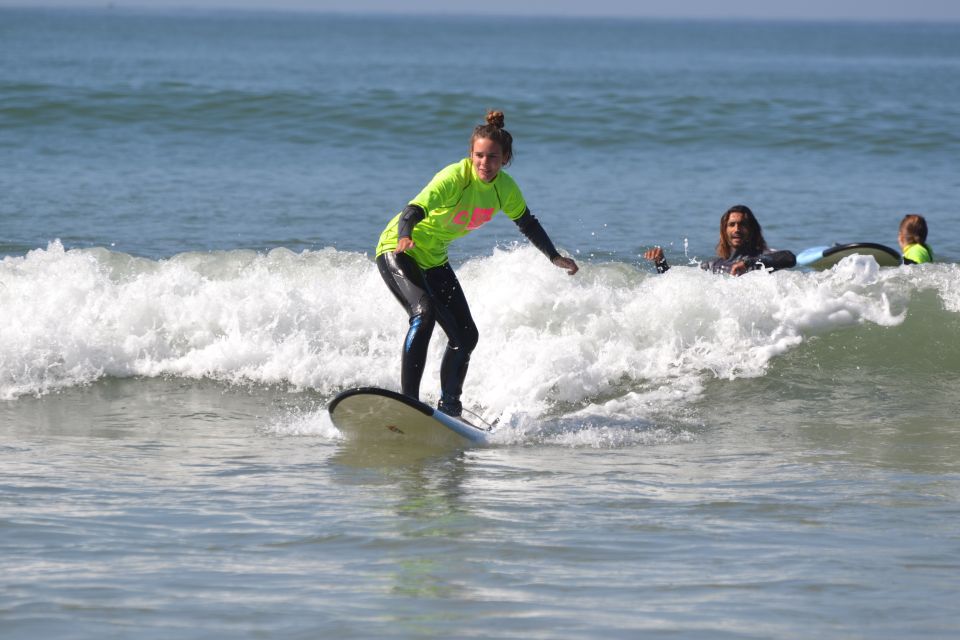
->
376;251;479;411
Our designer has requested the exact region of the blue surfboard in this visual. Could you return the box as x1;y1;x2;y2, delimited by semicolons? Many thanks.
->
328;387;491;447
796;242;902;271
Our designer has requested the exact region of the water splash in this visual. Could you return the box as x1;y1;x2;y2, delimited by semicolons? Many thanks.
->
2;243;956;425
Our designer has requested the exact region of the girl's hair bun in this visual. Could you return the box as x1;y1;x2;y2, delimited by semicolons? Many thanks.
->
485;110;505;129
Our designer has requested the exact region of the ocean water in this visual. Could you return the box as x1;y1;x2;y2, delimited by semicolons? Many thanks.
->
2;8;960;639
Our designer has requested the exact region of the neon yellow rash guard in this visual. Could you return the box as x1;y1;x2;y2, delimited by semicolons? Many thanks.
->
903;243;933;264
376;158;528;269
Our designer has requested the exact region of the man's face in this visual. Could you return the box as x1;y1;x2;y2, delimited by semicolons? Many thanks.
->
726;212;752;249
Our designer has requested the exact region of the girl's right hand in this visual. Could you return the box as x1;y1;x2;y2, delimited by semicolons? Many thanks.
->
395;237;415;253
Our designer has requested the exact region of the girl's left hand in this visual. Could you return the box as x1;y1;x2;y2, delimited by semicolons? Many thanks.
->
552;255;579;275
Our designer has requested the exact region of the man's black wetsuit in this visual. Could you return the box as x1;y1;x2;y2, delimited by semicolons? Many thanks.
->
652;249;796;274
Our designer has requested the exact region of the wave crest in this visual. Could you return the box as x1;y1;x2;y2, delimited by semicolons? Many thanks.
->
2;243;956;418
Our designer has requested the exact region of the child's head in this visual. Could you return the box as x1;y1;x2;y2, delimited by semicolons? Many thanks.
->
898;214;928;248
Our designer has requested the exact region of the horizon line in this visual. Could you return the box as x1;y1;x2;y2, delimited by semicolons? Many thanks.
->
3;3;960;26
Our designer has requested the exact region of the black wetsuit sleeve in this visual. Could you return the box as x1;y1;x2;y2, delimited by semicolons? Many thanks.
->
654;256;670;273
705;250;797;273
397;204;425;239
757;250;796;271
513;209;561;261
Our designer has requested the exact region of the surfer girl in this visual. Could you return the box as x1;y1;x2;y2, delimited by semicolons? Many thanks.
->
644;204;796;275
898;214;934;264
375;110;578;417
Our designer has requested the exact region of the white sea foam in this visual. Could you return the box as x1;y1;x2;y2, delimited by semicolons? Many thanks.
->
264;406;341;439
1;243;954;425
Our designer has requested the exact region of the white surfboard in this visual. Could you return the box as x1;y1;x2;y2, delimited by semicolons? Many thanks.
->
796;242;901;270
328;387;491;447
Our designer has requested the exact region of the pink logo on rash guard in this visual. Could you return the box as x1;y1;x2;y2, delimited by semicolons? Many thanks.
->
452;208;495;230
466;208;494;230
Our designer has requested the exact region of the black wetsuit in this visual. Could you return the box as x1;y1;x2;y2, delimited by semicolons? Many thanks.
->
376;209;559;416
376;251;477;417
653;248;796;274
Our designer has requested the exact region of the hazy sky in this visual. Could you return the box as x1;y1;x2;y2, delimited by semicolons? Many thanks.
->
4;0;960;22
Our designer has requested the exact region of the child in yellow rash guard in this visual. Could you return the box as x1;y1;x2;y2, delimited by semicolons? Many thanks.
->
903;243;933;264
374;110;579;418
376;157;527;269
899;214;934;264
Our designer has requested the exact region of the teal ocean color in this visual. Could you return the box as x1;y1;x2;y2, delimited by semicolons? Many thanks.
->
2;9;959;639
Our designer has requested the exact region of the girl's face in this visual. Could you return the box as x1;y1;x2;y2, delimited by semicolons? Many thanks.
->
471;137;506;183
